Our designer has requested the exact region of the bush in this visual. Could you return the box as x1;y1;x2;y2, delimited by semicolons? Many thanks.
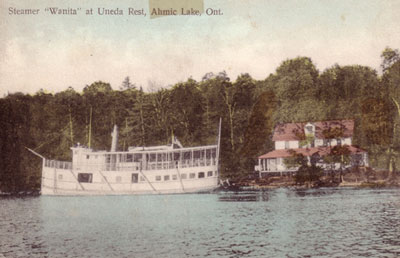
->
294;165;323;185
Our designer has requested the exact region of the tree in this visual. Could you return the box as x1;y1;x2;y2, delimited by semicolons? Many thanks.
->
82;81;115;150
240;90;277;174
381;47;400;73
283;150;323;185
169;79;204;145
148;88;172;144
323;145;351;183
120;76;136;91
270;57;322;123
378;47;400;177
199;73;226;142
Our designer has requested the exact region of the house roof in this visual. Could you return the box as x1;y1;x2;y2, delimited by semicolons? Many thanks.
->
258;145;366;159
272;120;354;141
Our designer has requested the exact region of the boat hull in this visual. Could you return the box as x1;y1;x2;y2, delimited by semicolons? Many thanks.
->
41;165;219;196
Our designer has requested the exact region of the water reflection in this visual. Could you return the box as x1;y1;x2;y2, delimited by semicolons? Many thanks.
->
218;191;270;202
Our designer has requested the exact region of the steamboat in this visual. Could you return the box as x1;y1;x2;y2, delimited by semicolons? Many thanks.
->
32;122;221;195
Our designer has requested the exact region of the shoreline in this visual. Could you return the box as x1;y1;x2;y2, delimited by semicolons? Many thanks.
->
1;184;399;197
1;176;399;197
232;178;400;191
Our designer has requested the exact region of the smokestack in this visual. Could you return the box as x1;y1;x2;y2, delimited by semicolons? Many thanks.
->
111;125;118;152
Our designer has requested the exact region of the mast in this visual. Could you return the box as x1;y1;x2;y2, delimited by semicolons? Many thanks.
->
216;117;222;177
88;106;92;148
69;108;74;145
111;125;118;152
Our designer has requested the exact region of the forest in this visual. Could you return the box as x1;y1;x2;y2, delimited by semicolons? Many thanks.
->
0;47;399;193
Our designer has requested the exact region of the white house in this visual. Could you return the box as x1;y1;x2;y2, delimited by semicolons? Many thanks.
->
255;120;369;177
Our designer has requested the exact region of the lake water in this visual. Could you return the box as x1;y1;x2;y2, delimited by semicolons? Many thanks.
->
1;188;400;258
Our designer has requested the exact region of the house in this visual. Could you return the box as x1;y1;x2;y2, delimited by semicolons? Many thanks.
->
255;120;369;177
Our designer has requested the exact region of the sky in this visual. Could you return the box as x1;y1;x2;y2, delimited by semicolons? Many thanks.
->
1;0;400;96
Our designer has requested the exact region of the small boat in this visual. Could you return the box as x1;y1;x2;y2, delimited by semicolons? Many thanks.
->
30;121;221;196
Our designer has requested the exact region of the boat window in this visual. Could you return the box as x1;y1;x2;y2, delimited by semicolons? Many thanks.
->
157;153;167;162
126;154;133;162
116;176;122;183
58;174;63;180
132;173;139;183
78;173;93;183
207;171;213;177
86;155;90;159
150;153;156;162
140;176;145;181
183;151;191;160
164;175;170;181
155;176;161;181
181;173;187;179
206;149;211;159
211;149;216;158
174;152;180;161
134;154;141;162
198;172;205;178
193;151;200;159
172;174;177;180
189;173;196;179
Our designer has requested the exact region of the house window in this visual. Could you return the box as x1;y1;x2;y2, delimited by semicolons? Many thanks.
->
116;176;122;183
198;172;205;178
78;173;93;183
164;175;170;181
155;176;161;181
181;173;187;179
285;141;289;149
207;171;213;177
337;139;342;146
132;173;138;183
189;173;196;179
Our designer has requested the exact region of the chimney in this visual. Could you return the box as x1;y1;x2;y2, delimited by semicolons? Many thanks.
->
111;125;118;152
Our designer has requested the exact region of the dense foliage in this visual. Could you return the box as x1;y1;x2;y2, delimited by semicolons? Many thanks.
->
1;49;399;193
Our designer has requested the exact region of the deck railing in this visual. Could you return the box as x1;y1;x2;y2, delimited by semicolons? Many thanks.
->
44;159;72;170
72;158;217;172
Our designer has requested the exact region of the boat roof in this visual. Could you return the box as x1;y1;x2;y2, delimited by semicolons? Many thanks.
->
72;144;217;155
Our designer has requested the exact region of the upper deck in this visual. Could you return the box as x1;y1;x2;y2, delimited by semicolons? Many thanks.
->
70;144;218;172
